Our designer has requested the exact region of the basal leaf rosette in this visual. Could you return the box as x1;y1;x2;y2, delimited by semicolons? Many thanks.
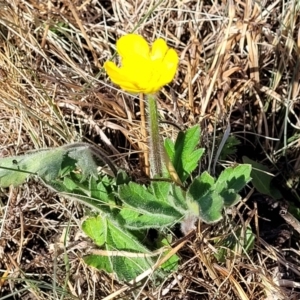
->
104;34;178;94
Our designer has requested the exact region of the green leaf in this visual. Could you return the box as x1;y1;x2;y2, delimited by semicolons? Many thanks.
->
0;143;116;188
150;180;171;203
164;139;175;160
198;192;224;223
50;174;114;214
214;164;251;207
116;169;130;185
242;157;282;199
0;148;64;187
62;176;79;191
187;172;224;223
118;182;182;218
84;255;113;273
148;234;179;272
159;238;179;272
216;164;251;193
188;171;214;201
118;182;184;230
160;252;179;272
82;215;106;246
59;173;92;196
118;208;179;230
82;215;153;281
89;175;115;204
168;185;188;214
164;125;204;182
219;189;241;207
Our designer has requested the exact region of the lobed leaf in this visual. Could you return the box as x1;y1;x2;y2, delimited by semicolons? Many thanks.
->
82;215;153;281
118;182;182;218
187;172;223;223
164;125;204;183
214;164;251;207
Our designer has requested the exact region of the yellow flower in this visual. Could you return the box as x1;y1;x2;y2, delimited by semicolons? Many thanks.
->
104;34;178;94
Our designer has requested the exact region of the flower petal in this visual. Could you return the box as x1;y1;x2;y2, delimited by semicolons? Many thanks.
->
150;38;168;60
104;61;141;93
122;57;153;84
158;49;179;86
117;34;150;60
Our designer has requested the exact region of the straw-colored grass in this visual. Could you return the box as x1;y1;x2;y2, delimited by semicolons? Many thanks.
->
0;0;300;299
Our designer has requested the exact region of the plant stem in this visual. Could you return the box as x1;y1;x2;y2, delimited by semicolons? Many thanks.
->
146;94;163;176
139;93;149;176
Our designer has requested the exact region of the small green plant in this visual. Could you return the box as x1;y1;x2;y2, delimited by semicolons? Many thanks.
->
0;125;251;281
0;34;252;282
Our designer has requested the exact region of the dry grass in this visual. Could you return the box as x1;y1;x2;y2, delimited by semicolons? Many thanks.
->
0;0;300;299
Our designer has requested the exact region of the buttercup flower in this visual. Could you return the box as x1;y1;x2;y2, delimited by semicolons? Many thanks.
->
104;34;178;94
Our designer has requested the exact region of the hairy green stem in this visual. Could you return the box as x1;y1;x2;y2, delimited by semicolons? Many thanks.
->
146;94;163;176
